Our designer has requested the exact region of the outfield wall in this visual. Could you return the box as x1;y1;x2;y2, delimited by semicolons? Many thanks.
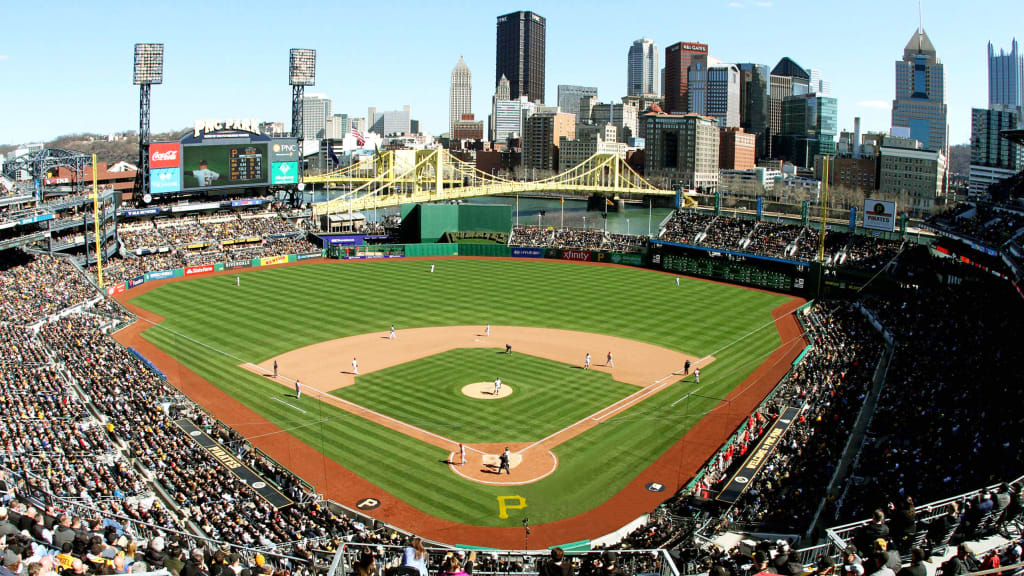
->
102;250;325;297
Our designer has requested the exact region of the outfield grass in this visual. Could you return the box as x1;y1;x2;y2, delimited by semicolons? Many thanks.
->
129;258;790;527
335;348;638;443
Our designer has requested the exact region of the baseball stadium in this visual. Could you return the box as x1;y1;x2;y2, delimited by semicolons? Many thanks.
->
1;41;1024;576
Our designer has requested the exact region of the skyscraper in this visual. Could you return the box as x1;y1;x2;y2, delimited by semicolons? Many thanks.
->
557;85;598;120
989;40;1024;109
300;94;331;141
690;64;740;128
496;11;546;103
891;26;948;152
489;75;511;142
449;56;472;138
738;63;770;158
664;42;708;114
627;38;659;97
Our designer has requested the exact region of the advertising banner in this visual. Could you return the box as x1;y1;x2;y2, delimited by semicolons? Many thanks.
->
230;199;264;207
295;252;322;261
149;143;182;169
224;259;252;270
145;269;176;281
172;202;221;213
149;168;181;194
323;235;367;246
562;249;593;262
849;206;857;232
106;284;126;296
259;255;289;266
214;263;224;272
128;276;146;289
125;208;160;217
184;264;215;276
270;139;300;162
717;407;800;503
862;199;896;232
44;177;71;185
270;161;299;185
598;252;644;266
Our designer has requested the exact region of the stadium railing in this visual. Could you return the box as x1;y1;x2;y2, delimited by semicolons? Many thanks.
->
326;542;679;576
790;474;1024;564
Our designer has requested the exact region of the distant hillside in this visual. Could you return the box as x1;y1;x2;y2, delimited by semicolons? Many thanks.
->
2;128;190;165
948;143;969;177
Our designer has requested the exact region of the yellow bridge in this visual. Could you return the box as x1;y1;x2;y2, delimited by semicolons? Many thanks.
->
306;150;687;216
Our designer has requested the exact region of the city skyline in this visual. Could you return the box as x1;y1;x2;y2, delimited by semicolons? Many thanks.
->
0;0;1018;146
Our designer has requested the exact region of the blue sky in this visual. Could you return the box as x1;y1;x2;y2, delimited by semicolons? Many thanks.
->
0;0;1018;146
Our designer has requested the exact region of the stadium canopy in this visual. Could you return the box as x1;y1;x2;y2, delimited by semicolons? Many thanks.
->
1;148;93;195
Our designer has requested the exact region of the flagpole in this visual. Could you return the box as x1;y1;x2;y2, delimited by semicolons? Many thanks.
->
560;197;564;229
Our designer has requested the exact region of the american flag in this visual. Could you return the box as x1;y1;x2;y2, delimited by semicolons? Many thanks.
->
351;126;365;147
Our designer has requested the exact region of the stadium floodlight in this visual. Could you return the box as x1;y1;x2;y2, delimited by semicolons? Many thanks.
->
133;43;164;85
289;49;316;86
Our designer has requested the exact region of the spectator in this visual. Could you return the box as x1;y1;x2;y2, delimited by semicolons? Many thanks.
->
539;548;572;576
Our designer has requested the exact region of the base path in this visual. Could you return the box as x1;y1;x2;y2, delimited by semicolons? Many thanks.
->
113;257;807;549
243;325;703;392
240;325;712;484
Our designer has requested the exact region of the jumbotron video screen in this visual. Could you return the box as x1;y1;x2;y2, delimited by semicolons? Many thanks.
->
181;143;269;189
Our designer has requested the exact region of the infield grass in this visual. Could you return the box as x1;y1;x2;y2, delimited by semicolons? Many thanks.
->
128;258;793;528
336;348;638;443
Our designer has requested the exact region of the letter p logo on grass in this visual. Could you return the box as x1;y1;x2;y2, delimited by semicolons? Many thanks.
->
497;496;526;519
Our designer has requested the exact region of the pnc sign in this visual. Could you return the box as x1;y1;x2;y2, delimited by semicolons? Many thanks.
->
193;118;262;137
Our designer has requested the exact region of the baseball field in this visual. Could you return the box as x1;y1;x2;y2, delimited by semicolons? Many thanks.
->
116;257;805;548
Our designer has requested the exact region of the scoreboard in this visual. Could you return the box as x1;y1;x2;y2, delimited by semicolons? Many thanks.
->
182;143;268;189
229;146;263;182
149;129;300;194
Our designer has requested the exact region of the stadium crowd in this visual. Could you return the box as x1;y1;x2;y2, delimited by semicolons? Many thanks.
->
836;246;1024;522
928;203;1024;247
659;211;903;268
706;302;884;533
510;226;646;252
0;252;97;325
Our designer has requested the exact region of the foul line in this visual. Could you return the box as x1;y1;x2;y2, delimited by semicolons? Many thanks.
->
516;355;714;455
243;363;487;455
272;397;308;414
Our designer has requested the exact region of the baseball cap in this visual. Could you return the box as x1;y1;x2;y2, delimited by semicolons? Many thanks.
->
3;550;19;567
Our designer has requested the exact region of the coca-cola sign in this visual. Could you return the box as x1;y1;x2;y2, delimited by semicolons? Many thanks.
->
150;143;181;168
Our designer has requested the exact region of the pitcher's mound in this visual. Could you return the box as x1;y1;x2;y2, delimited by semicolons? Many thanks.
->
462;382;513;399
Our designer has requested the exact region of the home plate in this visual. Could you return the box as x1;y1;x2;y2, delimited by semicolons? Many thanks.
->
481;452;523;469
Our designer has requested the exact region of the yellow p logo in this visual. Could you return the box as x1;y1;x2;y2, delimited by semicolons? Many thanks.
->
497;496;526;519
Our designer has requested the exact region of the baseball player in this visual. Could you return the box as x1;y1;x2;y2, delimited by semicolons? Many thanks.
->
352;357;359;375
273;360;278;378
430;264;435;273
459;443;466;466
675;277;680;286
294;379;301;399
684;360;691;375
493;377;502;396
485;324;490;337
236;276;240;287
694;368;701;384
192;160;220;187
499;447;511;475
389;325;396;340
505;343;512;355
584;353;591;370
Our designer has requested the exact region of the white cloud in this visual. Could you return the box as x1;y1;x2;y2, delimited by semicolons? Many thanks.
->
754;1;773;6
0;55;8;61
728;2;745;7
858;100;891;110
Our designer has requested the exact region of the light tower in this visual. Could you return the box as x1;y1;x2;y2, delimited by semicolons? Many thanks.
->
288;49;316;161
133;43;163;203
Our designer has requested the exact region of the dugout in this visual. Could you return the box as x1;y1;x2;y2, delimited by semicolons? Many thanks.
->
399;203;512;244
